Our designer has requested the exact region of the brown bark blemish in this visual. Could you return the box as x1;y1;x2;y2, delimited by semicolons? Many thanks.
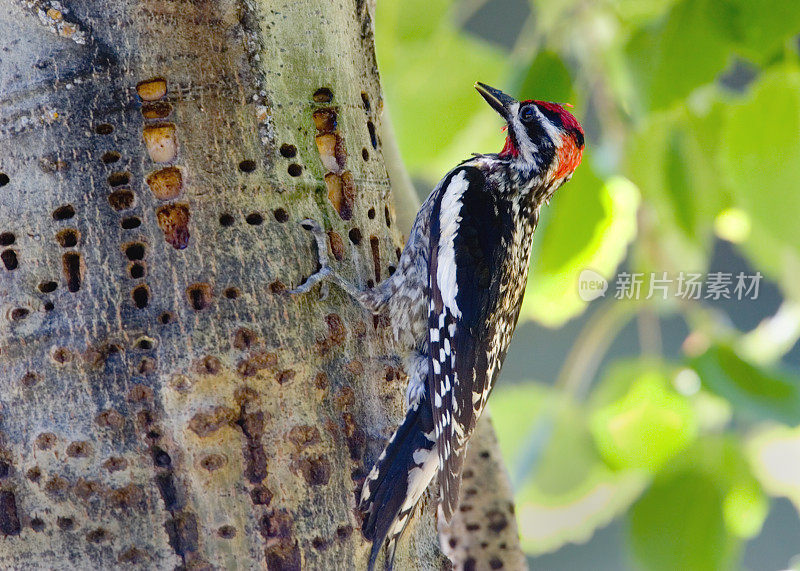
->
95;409;124;430
20;372;40;387
261;509;302;571
86;527;110;543
293;454;331;486
57;516;75;530
103;457;128;472
194;355;222;375
250;485;273;506
127;384;154;404
237;351;276;378
51;346;73;365
369;236;381;282
336;387;355;409
188;406;237;437
66;441;91;458
218;525;236;539
287;426;321;450
325;313;346;345
146;166;183;200
199;454;226;472
314;372;329;390
342;413;365;462
62;252;82;292
108;189;136;211
118;547;149;565
186;283;212;311
107;483;145;509
156;203;190;249
233;327;257;351
277;369;296;384
0;491;21;536
327;231;345;261
36;432;57;450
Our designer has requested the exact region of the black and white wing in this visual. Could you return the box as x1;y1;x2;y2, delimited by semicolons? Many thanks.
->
427;165;513;520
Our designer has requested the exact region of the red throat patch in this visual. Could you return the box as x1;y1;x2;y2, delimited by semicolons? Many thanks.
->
552;136;583;181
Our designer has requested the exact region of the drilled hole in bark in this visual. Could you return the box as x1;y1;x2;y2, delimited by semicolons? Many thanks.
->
0;173;8;186
95;124;113;135
129;262;146;279
132;285;149;309
367;121;377;148
245;212;263;225
366;279;374;288
361;92;371;112
348;228;362;245
56;228;79;247
21;372;40;387
362;148;369;161
387;265;396;276
313;87;333;102
101;151;120;164
0;232;15;246
219;213;235;226
135;337;155;351
279;144;297;158
10;308;28;321
30;517;45;532
62;252;81;292
57;517;74;531
159;312;174;325
121;216;141;229
124;243;145;261
287;164;302;177
43;301;54;311
223;287;240;300
108;172;130;187
136;78;167;101
108;189;135;211
187;283;212;310
52;204;75;220
273;208;288;223
218;525;236;539
1;249;17;270
239;159;256;172
385;206;392;227
367;208;375;219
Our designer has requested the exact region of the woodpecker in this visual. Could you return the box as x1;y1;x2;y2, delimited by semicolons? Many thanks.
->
292;83;584;569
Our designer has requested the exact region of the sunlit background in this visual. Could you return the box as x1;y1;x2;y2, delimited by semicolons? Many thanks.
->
376;0;800;569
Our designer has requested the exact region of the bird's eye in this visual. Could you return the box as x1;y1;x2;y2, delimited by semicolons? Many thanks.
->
520;105;535;123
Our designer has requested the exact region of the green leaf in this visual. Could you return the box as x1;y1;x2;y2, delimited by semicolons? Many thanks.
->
629;472;737;571
514;50;575;104
691;344;800;425
590;367;697;472
626;0;738;112
521;167;639;327
491;382;647;555
376;0;507;175
728;0;800;63
721;65;800;299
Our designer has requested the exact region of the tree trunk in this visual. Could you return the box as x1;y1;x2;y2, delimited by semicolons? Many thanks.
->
0;1;524;569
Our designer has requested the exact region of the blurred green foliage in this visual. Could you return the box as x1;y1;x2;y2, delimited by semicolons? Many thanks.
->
377;0;800;568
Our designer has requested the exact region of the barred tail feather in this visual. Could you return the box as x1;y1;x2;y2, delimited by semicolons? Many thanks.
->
360;397;437;570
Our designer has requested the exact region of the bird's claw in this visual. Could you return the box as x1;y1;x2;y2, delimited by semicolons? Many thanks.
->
288;218;332;297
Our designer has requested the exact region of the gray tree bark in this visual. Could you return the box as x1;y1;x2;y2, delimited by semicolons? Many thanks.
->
0;0;525;569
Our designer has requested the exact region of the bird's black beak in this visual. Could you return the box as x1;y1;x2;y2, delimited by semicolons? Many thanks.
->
474;82;516;121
